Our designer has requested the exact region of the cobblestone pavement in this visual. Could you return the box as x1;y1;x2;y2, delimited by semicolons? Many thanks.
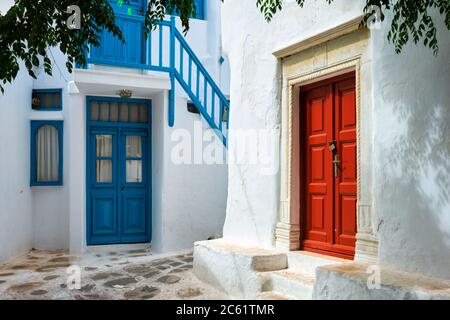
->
0;248;228;300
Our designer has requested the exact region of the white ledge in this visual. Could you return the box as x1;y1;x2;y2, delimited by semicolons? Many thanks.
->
73;68;171;98
273;16;365;59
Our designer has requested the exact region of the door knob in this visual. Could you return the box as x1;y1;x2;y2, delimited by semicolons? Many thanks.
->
329;140;337;152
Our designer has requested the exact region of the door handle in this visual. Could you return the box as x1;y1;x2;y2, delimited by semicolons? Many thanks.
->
333;154;339;178
329;140;339;178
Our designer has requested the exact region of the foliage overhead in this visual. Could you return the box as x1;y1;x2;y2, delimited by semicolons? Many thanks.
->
0;0;449;93
256;0;450;55
0;0;197;93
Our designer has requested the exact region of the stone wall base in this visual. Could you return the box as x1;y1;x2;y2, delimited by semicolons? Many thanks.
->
314;263;450;300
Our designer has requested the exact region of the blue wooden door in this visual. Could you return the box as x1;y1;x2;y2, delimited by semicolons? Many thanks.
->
87;98;151;245
91;0;146;66
119;129;150;243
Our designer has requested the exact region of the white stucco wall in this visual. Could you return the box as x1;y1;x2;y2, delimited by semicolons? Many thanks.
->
371;14;450;280
0;0;229;259
0;0;35;261
221;0;450;280
30;48;72;251
0;65;34;261
151;94;227;253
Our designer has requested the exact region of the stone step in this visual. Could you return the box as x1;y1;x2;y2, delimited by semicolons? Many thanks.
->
194;239;288;299
287;251;347;276
85;243;152;256
261;270;315;300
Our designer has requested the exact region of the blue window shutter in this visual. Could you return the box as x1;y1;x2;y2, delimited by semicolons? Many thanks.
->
30;120;64;186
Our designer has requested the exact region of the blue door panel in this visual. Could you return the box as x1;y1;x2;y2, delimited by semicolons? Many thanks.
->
121;18;144;64
122;196;147;235
92;196;117;236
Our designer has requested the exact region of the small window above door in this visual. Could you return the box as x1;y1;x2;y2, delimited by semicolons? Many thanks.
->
90;99;149;124
32;89;63;111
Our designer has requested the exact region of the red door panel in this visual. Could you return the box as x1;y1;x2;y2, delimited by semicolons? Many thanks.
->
304;85;334;245
301;73;357;259
334;77;357;251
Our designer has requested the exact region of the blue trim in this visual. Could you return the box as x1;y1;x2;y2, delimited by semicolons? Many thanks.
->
30;120;64;186
32;89;63;111
79;17;230;147
86;96;152;246
169;16;176;127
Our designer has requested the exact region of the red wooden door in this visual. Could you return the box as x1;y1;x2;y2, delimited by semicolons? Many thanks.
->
301;73;357;259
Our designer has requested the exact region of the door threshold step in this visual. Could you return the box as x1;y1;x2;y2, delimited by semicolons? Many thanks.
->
287;251;347;276
260;270;315;300
86;243;152;254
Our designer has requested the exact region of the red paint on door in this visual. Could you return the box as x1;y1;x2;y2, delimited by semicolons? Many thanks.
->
301;73;357;259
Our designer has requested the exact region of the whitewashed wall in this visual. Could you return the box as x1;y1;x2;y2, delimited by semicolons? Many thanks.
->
221;0;450;280
0;0;34;263
0;65;34;261
151;93;227;253
371;15;450;280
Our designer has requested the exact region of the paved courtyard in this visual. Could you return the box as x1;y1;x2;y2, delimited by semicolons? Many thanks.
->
0;248;228;300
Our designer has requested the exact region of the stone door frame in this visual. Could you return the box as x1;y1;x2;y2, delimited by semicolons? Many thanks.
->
273;22;379;262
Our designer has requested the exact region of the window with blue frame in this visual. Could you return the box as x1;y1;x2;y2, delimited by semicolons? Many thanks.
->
30;121;64;186
171;0;205;20
32;89;63;111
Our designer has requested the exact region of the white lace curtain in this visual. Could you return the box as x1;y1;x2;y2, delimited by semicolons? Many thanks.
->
94;134;143;183
96;135;112;183
126;136;142;183
36;125;59;182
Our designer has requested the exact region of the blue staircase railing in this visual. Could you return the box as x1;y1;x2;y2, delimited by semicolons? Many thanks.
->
83;16;230;146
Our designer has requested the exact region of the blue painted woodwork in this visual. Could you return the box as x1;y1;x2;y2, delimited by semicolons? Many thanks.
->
194;0;205;19
91;1;146;65
86;96;151;245
32;89;63;111
110;0;145;16
82;14;230;146
171;20;230;146
30;120;64;186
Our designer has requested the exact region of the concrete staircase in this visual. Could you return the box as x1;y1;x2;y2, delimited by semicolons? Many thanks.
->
193;240;343;300
194;240;450;300
255;251;345;300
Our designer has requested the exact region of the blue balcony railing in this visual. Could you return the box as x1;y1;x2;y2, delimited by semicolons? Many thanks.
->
82;17;230;147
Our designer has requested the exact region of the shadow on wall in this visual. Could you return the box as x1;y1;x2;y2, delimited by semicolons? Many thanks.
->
376;42;450;280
